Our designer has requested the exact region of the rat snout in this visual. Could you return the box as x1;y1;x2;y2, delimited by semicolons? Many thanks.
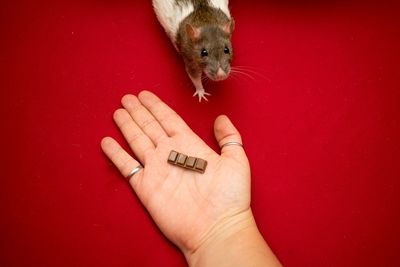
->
204;66;230;81
215;67;228;81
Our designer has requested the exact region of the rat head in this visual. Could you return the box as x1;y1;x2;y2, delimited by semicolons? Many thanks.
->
186;20;234;81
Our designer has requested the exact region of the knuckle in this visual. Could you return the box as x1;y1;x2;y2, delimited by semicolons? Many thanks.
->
220;132;240;143
148;99;163;111
127;103;142;115
140;118;157;130
119;118;132;132
158;112;181;127
127;132;143;145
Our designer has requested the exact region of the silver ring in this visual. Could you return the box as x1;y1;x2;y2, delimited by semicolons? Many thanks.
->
126;165;143;179
220;141;243;149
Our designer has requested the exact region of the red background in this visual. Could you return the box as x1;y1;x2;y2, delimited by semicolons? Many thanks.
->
1;0;399;266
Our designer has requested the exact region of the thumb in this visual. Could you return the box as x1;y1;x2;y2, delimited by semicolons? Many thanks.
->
214;115;246;160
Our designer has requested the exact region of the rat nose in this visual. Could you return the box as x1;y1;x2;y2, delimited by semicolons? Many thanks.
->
216;68;227;80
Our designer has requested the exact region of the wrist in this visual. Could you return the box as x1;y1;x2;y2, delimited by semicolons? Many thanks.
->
183;209;281;267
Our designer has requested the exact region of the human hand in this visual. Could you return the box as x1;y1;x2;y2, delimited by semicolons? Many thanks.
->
101;91;251;255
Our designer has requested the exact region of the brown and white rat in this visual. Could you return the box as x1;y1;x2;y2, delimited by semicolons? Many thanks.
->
152;0;234;101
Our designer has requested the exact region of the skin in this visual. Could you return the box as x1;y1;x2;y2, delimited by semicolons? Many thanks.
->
101;91;282;266
176;1;234;101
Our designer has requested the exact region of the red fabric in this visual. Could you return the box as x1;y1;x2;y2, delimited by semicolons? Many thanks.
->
1;1;399;266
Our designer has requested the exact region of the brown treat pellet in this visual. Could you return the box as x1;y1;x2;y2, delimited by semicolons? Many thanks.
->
185;157;197;168
168;151;179;163
194;159;207;172
176;153;188;165
167;150;207;174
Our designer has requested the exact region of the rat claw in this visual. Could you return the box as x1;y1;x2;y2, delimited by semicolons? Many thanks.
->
200;95;208;102
193;89;210;102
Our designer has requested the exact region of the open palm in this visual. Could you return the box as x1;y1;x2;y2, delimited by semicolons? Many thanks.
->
101;91;250;254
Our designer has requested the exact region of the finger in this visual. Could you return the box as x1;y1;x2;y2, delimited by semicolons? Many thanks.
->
113;108;154;164
138;90;192;136
214;115;246;160
121;94;168;145
101;137;144;186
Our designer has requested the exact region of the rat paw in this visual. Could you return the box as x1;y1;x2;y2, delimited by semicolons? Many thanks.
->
193;89;211;102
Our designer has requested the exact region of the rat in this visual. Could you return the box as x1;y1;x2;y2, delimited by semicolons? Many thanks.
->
152;0;234;102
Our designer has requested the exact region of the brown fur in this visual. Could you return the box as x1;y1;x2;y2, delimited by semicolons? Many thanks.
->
175;1;234;80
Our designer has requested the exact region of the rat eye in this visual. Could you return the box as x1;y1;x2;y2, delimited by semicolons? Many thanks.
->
224;47;230;54
201;49;208;57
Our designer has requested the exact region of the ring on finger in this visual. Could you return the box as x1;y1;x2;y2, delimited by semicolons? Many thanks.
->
220;141;243;149
126;165;144;179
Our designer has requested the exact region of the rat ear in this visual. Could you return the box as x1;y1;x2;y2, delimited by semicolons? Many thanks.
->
220;19;235;35
186;24;201;41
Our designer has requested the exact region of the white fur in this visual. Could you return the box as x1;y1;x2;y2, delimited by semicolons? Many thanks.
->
209;0;231;18
152;0;194;43
152;0;230;43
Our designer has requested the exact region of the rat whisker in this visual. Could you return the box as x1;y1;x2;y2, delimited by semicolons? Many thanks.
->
228;72;258;84
228;72;244;80
233;65;265;72
229;71;249;80
229;73;253;84
228;74;241;82
230;69;256;80
231;68;257;79
231;66;271;81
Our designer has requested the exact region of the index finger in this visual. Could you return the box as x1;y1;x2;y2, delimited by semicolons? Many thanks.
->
138;90;192;136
